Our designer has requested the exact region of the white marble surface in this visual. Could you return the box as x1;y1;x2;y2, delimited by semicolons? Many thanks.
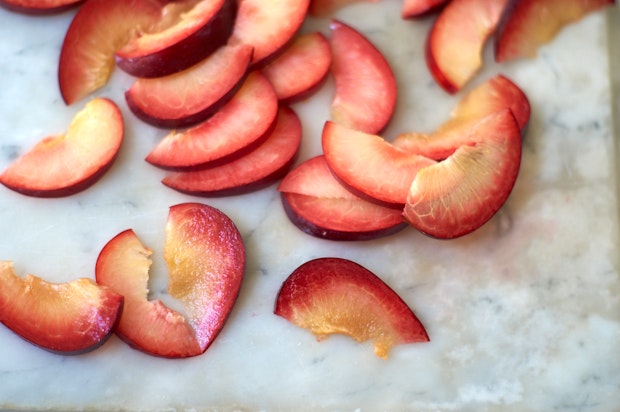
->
0;2;619;411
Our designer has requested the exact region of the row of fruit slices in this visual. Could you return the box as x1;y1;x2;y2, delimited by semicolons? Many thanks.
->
0;0;614;359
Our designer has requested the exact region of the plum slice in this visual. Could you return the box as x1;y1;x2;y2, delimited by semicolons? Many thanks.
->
275;257;429;359
0;0;82;14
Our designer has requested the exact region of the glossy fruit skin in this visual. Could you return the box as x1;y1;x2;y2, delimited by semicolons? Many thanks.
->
274;257;429;359
0;0;83;14
0;261;123;355
115;0;238;78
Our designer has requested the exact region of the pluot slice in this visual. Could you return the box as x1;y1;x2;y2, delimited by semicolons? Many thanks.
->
58;0;167;104
0;0;82;14
0;261;123;354
274;257;429;359
163;106;302;196
402;0;450;18
96;203;245;357
308;0;380;17
393;74;530;159
494;0;615;62
0;98;124;197
426;0;508;93
404;109;522;239
146;71;278;170
279;156;407;241
115;0;237;78
125;43;253;128
262;32;332;104
329;19;397;134
231;0;310;67
322;121;436;206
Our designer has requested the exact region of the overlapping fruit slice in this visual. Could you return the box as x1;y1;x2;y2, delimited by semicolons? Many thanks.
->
402;0;450;18
275;257;429;359
279;156;407;241
0;0;82;14
308;0;380;16
0;261;123;354
96;202;245;358
329;19;397;134
0;97;123;197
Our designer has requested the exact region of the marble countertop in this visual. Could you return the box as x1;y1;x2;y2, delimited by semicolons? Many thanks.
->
0;2;618;411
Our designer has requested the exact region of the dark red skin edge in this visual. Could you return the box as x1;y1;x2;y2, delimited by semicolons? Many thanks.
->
115;0;237;78
146;111;279;172
2;296;123;356
0;0;83;15
280;192;408;241
162;150;299;197
277;70;331;106
424;22;459;94
125;71;249;129
248;24;305;71
0;150;121;198
402;0;450;19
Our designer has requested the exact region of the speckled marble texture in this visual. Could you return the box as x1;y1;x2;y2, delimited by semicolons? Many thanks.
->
0;2;618;412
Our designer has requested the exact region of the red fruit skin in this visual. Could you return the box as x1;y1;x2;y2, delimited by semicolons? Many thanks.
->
146;71;279;170
402;0;450;18
329;19;397;134
274;257;429;359
0;261;123;355
494;0;615;62
162;106;302;196
278;156;406;241
125;43;253;129
404;109;522;239
115;0;237;78
262;32;332;104
0;0;83;14
308;0;380;17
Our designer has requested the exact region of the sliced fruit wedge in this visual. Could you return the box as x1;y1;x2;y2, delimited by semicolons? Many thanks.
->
163;106;302;196
0;0;82;14
274;257;429;359
495;0;615;62
125;43;253;128
231;0;310;67
393;74;530;159
0;97;124;197
426;0;508;93
261;32;332;104
308;0;380;17
404;109;522;239
0;261;123;355
115;0;237;78
322;121;436;206
96;203;245;358
329;19;397;134
146;71;279;170
279;156;407;241
402;0;450;18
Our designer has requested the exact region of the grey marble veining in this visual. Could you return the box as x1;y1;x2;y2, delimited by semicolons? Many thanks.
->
0;2;618;411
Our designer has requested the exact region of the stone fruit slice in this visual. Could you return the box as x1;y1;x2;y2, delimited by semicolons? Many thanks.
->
162;106;302;196
402;0;449;18
274;257;429;359
0;97;124;197
0;0;82;14
0;261;123;355
329;19;397;134
95;203;245;358
308;0;380;17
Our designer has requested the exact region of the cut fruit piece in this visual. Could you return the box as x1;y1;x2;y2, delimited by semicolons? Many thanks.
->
231;0;311;67
115;0;237;78
404;109;522;239
146;71;278;170
308;0;380;17
426;0;508;93
261;32;332;104
402;0;450;18
322;121;436;206
125;43;253;128
495;0;615;62
163;106;302;196
96;203;245;358
393;74;530;159
0;261;123;355
329;19;397;134
274;257;429;359
0;98;124;197
279;156;406;241
58;0;169;105
0;0;82;14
